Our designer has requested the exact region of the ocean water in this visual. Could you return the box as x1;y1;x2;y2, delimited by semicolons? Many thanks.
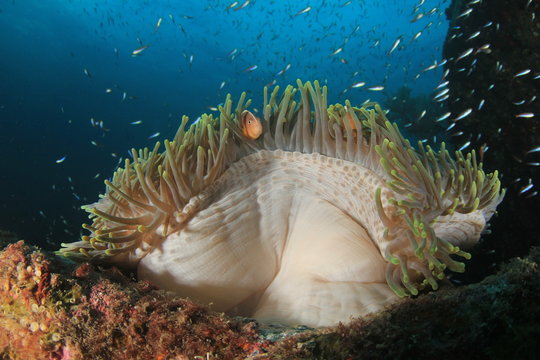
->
0;0;449;250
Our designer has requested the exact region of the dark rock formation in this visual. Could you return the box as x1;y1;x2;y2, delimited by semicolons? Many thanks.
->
442;0;540;281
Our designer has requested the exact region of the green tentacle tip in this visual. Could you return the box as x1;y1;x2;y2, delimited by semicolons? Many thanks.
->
404;282;419;296
454;261;466;273
471;197;480;212
388;281;407;298
436;272;445;280
387;254;400;265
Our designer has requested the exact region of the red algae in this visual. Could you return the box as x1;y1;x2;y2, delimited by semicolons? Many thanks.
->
0;240;266;360
0;240;73;360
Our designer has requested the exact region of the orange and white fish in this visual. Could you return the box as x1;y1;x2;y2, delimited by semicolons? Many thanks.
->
240;110;262;140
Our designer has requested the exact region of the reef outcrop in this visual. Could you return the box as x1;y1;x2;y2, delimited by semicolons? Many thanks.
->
1;237;539;359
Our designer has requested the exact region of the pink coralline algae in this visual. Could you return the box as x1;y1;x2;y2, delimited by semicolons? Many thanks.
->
0;240;266;360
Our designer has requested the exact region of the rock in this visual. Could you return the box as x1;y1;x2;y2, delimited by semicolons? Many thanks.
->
1;239;539;359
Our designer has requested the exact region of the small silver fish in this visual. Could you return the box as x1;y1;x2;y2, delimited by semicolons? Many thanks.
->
427;7;438;15
234;0;250;11
422;62;438;72
132;45;149;56
433;88;449;100
526;146;540;154
350;81;366;88
294;6;312;16
516;113;535;118
478;99;485;110
456;48;473;61
226;1;238;10
455;108;472;121
227;48;238;58
519;182;534;195
458;141;471;151
466;31;481;41
435;81;449;89
457;8;473;18
436;112;451;122
330;47;343;56
410;13;424;22
514;69;531;77
412;31;422;42
155;17;162;32
242;64;258;72
387;37;402;55
433;92;449;102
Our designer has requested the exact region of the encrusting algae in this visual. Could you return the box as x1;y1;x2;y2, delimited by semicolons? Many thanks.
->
0;240;266;360
2;238;540;358
57;80;504;327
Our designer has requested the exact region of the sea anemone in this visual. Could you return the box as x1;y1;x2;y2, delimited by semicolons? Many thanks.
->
59;80;504;327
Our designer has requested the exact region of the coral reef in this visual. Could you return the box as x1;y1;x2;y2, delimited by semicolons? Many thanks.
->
2;239;540;359
0;240;264;360
442;0;540;281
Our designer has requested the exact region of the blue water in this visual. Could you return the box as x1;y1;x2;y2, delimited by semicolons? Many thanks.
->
0;0;450;249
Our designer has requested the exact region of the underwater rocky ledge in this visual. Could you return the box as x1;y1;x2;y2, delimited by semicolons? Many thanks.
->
1;230;539;360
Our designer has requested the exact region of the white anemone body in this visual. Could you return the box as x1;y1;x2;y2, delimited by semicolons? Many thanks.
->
139;150;397;327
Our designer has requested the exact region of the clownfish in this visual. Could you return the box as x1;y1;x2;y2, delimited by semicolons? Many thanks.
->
240;110;262;140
